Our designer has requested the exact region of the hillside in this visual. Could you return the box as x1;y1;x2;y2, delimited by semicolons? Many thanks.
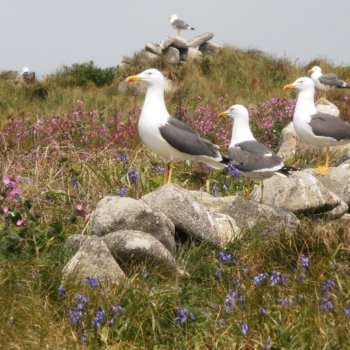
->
1;47;350;349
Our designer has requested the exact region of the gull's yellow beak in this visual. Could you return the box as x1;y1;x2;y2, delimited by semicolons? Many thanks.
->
218;111;228;118
308;68;313;73
283;84;295;91
126;75;141;83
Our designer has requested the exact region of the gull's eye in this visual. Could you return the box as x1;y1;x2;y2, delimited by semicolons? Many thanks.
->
147;72;152;75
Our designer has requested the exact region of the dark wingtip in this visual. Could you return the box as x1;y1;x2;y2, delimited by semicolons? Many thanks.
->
280;166;302;176
221;157;230;165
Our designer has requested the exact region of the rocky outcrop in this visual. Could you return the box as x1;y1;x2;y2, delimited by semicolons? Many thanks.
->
62;236;126;286
250;172;348;219
119;32;221;68
89;196;176;253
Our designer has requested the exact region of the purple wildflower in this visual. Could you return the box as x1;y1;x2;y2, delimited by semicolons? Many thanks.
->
129;170;138;181
93;307;106;328
259;306;268;315
224;290;237;313
240;322;248;336
319;298;333;311
58;284;65;296
345;304;350;316
270;271;288;287
175;307;194;324
253;273;268;285
71;176;79;189
227;164;240;178
86;276;98;288
119;152;128;162
300;255;309;267
155;165;164;173
219;252;234;264
112;306;122;316
117;187;126;197
215;268;222;276
69;309;81;326
241;265;248;274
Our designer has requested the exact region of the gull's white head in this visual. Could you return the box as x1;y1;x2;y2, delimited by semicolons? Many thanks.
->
168;14;178;22
18;67;29;76
126;68;165;87
308;66;322;74
283;77;315;92
218;104;249;121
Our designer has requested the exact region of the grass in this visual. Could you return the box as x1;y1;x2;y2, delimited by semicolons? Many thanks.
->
1;46;350;348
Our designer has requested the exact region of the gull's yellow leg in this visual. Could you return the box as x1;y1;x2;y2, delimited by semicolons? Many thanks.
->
260;181;264;204
246;178;251;199
167;161;175;184
163;163;169;185
317;147;330;176
320;91;327;100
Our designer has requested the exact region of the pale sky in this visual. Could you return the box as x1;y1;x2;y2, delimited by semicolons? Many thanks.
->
1;0;350;78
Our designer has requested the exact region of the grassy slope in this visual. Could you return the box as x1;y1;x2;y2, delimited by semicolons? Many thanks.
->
1;47;350;349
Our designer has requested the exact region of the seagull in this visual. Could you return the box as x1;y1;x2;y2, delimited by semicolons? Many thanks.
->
126;69;225;184
168;14;195;36
218;104;299;202
18;67;36;82
308;66;350;100
284;77;350;175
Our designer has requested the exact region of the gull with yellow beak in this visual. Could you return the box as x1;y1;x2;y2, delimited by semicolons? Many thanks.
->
218;104;298;202
168;14;195;36
284;77;350;175
126;68;225;185
308;66;350;100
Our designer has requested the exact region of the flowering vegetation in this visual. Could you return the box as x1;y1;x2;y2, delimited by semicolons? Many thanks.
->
1;51;350;348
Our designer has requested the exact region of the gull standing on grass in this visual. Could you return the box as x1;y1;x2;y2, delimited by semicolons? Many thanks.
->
284;77;350;175
126;68;225;185
218;104;299;202
308;66;350;100
168;14;195;36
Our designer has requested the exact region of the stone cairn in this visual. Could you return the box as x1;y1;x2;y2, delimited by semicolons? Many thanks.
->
120;32;221;67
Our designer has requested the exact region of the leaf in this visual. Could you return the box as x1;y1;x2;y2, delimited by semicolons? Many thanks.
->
8;230;20;239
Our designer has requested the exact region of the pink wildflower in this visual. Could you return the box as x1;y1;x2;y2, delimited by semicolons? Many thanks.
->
8;186;22;201
76;204;83;212
77;100;83;106
3;177;19;187
1;207;9;215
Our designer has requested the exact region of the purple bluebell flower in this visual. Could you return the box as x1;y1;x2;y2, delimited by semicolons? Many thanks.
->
345;304;350;316
76;293;88;305
129;170;138;181
263;337;272;350
175;307;194;324
224;290;237;313
93;307;106;328
119;152;128;162
240;322;248;336
222;184;228;192
58;284;65;296
155;165;164;173
219;252;234;264
241;265;248;274
215;268;222;276
253;273;268;285
117;187;126;197
69;309;81;326
227;164;240;178
300;255;309;267
259;306;268;315
321;279;335;294
270;271;288;287
86;276;98;288
78;328;87;343
112;306;122;316
319;297;333;311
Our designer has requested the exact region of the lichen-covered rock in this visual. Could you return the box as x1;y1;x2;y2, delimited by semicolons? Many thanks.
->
168;36;189;49
142;185;239;248
102;230;188;276
164;47;180;63
199;42;221;56
250;172;343;216
188;32;214;47
189;191;298;232
180;48;202;61
62;236;126;286
145;42;162;55
89;196;176;253
303;168;350;207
